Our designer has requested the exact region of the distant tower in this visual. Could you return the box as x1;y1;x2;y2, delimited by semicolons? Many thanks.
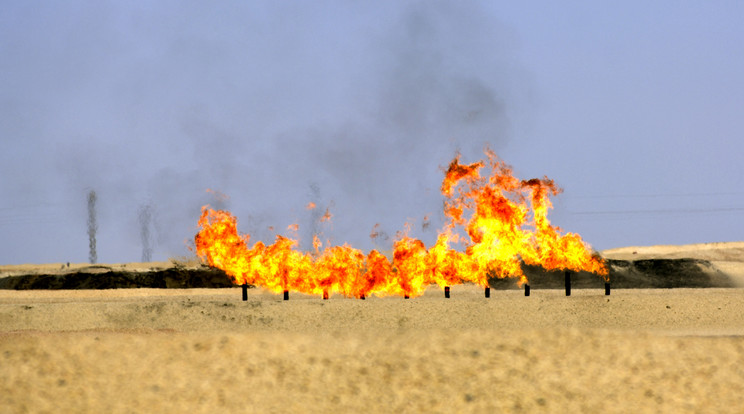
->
138;203;153;262
87;190;97;264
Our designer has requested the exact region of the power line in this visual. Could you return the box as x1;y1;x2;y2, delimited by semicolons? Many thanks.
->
571;191;744;200
570;206;744;216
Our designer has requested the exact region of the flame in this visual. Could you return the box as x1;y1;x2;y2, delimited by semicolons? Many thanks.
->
370;223;383;240
206;188;230;202
195;149;607;298
320;207;332;223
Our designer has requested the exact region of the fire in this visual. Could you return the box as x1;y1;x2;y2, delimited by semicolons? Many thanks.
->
320;207;332;223
195;149;607;298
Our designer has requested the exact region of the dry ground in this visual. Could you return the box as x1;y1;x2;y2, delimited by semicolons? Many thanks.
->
3;286;744;413
2;242;744;413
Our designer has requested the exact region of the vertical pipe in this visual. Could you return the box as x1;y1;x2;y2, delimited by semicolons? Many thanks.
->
360;294;366;300
323;291;329;300
565;271;571;296
241;283;248;301
485;287;490;298
283;290;289;301
605;282;611;296
525;284;530;296
444;286;450;298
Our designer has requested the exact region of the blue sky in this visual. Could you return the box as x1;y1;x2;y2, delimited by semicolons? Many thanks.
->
1;1;742;264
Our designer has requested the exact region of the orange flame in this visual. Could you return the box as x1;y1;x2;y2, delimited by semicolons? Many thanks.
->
206;188;230;202
370;223;383;240
195;150;607;298
320;207;332;223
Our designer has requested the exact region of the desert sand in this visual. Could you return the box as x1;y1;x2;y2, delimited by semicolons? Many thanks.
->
2;242;744;413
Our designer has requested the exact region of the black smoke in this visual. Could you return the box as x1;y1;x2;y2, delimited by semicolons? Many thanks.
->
2;1;527;263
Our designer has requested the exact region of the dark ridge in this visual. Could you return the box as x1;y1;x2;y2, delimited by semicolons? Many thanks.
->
0;258;733;290
0;266;245;290
488;258;734;290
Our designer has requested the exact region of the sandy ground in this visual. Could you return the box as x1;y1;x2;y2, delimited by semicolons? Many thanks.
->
3;286;744;413
3;242;744;413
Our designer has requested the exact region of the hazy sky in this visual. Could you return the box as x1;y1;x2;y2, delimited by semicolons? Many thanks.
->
2;1;743;264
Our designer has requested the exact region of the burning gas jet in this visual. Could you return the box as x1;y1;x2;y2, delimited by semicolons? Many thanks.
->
195;149;607;299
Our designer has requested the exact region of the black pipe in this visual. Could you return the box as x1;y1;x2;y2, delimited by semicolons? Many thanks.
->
323;291;329;300
241;283;248;301
360;294;366;300
605;282;611;296
485;287;490;298
524;284;530;296
404;295;410;299
283;290;289;301
444;286;450;298
565;271;571;296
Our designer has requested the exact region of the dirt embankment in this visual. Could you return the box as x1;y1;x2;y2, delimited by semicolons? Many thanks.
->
0;262;233;290
1;242;742;290
602;241;744;286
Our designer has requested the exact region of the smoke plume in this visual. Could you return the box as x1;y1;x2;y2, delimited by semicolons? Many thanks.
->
1;1;528;263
